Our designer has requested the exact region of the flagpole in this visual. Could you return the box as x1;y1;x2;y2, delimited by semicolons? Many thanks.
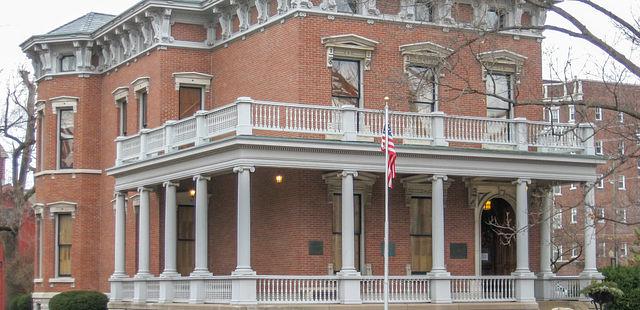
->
383;98;390;310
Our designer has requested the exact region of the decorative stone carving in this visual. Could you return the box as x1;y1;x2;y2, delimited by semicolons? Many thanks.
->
145;9;172;43
535;6;547;26
213;7;232;39
399;0;415;20
35;44;52;75
135;15;154;47
476;49;527;83
364;0;380;16
255;0;270;23
116;29;131;58
473;1;489;28
173;72;213;91
277;0;289;14
441;0;454;24
26;51;42;78
47;201;77;219
320;0;336;12
321;34;378;71
231;0;250;31
96;39;111;70
72;41;84;70
123;23;140;55
206;22;217;45
399;41;453;71
83;41;94;70
291;0;313;9
513;0;525;27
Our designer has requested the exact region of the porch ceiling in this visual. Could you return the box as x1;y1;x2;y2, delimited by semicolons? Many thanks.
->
107;136;604;191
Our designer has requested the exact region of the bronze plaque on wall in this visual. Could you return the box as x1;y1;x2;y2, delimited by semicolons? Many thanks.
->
450;243;467;259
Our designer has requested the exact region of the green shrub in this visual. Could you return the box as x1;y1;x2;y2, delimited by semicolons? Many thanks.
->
49;291;108;310
9;293;32;310
602;265;640;310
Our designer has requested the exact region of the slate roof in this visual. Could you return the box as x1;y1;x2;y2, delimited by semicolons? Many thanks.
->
47;12;116;36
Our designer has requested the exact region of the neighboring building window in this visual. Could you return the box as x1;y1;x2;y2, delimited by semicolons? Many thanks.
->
622;243;628;257
598;208;605;224
60;55;76;72
570;208;578;224
548;107;560;123
595;141;603;155
57;108;74;169
138;91;148;130
332;193;361;272
486;8;507;29
407;66;436;113
595;107;603;121
56;213;73;277
617;209;627;223
331;59;361;107
336;0;359;13
486;73;512;119
117;99;127;136
618;112;624;123
553;244;564;262
618;175;626;190
178;86;203;119
553;185;562;196
598;242;606;258
410;197;432;274
571;244;579;258
619;141;625;155
596;174;604;189
570;183;577;190
553;209;563;230
568;105;575;123
415;0;434;22
637;159;640;170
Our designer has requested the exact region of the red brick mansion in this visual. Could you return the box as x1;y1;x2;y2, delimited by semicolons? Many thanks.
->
22;0;604;309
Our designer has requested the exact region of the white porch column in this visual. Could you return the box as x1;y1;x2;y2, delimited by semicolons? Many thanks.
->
580;182;603;281
159;182;179;303
110;191;127;302
134;187;152;303
338;170;361;304
429;174;451;303
231;166;257;305
535;187;555;300
512;178;535;302
190;175;212;304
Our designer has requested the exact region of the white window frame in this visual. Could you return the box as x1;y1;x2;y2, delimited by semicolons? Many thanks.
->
113;87;129;136
595;107;603;121
598;242;606;258
622;243;628;257
55;107;75;170
598;207;605;224
568;105;576;123
33;204;44;281
173;73;212;115
132;77;150;130
570;208;578;224
553;244;564;262
596;174;604;189
553;209;563;230
570;183;577;190
618;111;624;123
548;107;560;123
36;105;45;171
553;185;562;196
618;175;626;190
617;209;627;223
595;141;603;155
48;202;76;282
571;244;579;258
619;140;625;155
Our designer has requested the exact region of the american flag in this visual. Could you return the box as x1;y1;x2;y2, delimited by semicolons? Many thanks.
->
381;125;397;188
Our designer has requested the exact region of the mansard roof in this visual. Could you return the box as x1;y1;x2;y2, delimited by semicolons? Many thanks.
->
47;12;116;36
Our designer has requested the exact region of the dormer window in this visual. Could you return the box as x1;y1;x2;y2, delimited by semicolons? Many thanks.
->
60;55;76;72
415;0;434;22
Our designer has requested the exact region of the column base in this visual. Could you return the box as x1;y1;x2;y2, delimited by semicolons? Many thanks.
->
337;269;361;277
578;270;604;301
231;276;258;305
428;271;452;304
158;279;175;303
134;272;152;279
110;273;128;280
189;278;206;304
232;267;256;276
133;280;148;303
338;277;362;304
512;271;536;302
534;272;556;300
189;270;213;278
160;271;180;278
110;280;124;302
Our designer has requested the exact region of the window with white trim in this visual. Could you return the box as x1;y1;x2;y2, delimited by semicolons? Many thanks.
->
570;183;577;190
173;72;213;119
407;66;436;113
598;208;605;224
619;141;625;155
59;55;76;72
553;244;563;262
138;90;148;130
617;209;627;223
568;105;575;123
598;242;606;258
400;42;452;113
595;141;603;155
571;244;579;258
36;109;45;170
618;112;624;123
57;108;74;169
553;208;563;230
117;99;127;136
570;208;578;224
596;174;604;189
548;107;560;123
622;243;628;257
331;59;361;107
56;213;73;277
595;107;603;121
486;73;512;120
618;175;626;190
34;206;44;280
553;185;562;196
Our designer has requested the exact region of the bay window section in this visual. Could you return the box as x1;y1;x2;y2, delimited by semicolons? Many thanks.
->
57;108;74;169
57;213;73;277
486;73;512;119
179;86;203;119
60;55;76;72
331;59;361;107
407;66;436;113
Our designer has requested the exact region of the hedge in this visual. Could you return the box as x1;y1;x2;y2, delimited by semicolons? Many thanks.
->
48;291;108;310
9;293;32;310
601;265;640;310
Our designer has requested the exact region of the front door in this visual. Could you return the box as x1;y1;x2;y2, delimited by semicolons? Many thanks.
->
480;198;516;275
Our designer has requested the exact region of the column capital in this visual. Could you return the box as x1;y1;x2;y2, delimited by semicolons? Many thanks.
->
193;174;211;182
163;181;180;188
431;174;448;182
137;186;153;193
340;170;358;178
513;178;531;185
114;191;127;198
233;166;255;174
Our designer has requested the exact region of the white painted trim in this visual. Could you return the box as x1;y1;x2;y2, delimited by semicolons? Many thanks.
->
112;87;129;103
47;201;77;219
173;72;213;91
131;77;151;93
35;169;102;177
49;96;78;114
48;277;75;284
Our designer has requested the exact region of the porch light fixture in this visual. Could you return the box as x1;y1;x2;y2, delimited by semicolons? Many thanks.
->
483;200;492;211
275;175;284;184
189;189;196;198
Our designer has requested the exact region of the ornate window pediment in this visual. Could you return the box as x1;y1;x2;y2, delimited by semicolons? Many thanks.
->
112;87;129;104
399;42;453;71
173;72;213;91
131;77;151;94
49;96;79;114
47;201;77;219
477;50;527;81
322;34;379;71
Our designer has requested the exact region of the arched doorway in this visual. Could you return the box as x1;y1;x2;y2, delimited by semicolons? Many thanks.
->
481;198;517;275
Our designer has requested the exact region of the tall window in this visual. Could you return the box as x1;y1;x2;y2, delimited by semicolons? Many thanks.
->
37;111;45;170
57;213;73;277
410;197;432;274
486;73;512;119
618;175;626;190
595;141;603;155
331;59;361;107
179;86;203;119
118;99;128;136
568;105;576;123
548;107;560;123
596;174;604;189
35;214;43;279
57;109;74;169
177;205;195;276
332;193;361;272
138;91;148;130
595;107;603;121
336;0;358;13
597;208;605;224
570;208;577;224
60;55;76;72
415;0;434;22
407;66;436;113
598;242;606;258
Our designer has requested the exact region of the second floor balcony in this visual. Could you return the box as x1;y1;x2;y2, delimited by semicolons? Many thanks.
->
114;97;597;167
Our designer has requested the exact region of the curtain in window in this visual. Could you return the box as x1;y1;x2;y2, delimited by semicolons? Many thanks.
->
410;197;432;274
58;214;73;276
179;87;202;119
331;60;360;107
59;109;74;169
407;66;436;113
332;193;361;272
177;206;195;276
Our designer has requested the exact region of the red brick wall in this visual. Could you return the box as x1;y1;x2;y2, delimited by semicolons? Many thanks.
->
172;23;207;42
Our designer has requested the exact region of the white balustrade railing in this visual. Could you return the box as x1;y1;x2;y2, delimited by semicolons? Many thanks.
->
173;279;190;302
121;281;134;301
528;122;582;149
115;98;591;166
361;276;430;303
445;116;515;145
546;276;582;300
256;276;339;304
146;280;160;302
451;276;516;302
205;278;233;303
253;101;342;134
